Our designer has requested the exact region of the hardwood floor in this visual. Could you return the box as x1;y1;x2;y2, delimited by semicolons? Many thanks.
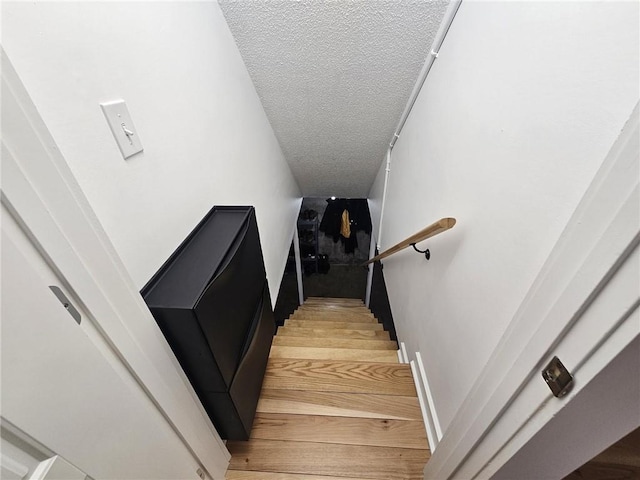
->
226;297;430;480
563;426;640;480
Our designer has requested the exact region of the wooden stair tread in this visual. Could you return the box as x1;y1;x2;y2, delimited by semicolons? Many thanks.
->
296;307;374;317
295;306;374;313
226;298;428;479
298;311;372;317
277;326;390;340
269;345;398;363
284;319;383;331
300;306;369;312
226;472;371;480
272;335;398;350
290;315;377;324
263;359;416;395
227;439;429;480
305;297;363;303
299;302;371;309
296;312;374;319
250;413;428;450
299;301;370;305
301;304;366;310
299;307;371;314
257;390;422;420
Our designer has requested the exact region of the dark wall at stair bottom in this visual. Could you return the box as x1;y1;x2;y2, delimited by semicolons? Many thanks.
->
273;265;368;328
273;267;298;327
301;197;370;265
369;260;397;342
273;200;395;339
273;254;396;340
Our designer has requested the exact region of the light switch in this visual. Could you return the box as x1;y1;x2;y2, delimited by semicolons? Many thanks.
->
100;100;143;159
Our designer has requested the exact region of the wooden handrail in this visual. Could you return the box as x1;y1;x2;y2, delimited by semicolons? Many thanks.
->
362;217;456;266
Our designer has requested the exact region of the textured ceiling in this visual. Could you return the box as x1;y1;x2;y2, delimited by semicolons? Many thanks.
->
218;0;449;198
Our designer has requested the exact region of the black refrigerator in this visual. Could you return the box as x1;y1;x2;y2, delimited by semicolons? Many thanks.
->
141;206;275;440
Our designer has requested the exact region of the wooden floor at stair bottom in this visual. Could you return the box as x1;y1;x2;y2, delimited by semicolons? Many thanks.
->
226;298;430;480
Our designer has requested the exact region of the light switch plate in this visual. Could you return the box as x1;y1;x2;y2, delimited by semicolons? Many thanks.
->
100;100;143;159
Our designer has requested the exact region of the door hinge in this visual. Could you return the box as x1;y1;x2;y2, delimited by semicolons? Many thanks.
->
542;356;573;398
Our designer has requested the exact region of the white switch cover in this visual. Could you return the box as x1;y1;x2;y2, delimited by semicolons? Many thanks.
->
100;100;143;159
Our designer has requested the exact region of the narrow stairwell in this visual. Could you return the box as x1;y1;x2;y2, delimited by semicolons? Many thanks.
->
226;297;431;480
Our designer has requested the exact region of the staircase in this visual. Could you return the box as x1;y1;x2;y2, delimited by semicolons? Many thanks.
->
226;297;430;480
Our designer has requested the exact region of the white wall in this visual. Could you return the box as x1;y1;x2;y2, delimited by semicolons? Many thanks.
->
368;0;639;432
2;1;301;298
2;207;208;479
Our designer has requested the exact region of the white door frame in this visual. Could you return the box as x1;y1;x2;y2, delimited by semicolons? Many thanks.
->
424;103;640;478
1;50;229;479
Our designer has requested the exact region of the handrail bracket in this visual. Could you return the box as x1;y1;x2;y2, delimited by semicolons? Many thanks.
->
410;243;431;260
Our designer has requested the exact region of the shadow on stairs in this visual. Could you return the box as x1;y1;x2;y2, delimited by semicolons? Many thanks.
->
226;297;431;480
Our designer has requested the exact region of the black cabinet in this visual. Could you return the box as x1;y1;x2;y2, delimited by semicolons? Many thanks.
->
141;206;274;440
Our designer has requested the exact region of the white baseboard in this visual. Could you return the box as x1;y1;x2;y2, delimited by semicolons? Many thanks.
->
416;352;443;444
399;344;442;450
399;342;409;363
410;360;438;452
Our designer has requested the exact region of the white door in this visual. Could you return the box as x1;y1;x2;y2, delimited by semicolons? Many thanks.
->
1;206;204;480
1;50;228;479
1;429;88;480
